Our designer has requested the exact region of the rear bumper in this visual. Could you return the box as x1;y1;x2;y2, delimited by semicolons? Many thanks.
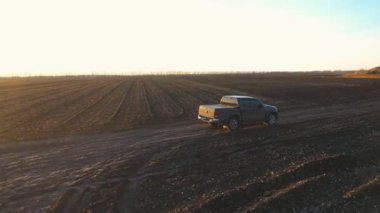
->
198;115;221;124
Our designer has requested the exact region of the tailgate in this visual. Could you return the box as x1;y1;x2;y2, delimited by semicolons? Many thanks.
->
198;105;216;118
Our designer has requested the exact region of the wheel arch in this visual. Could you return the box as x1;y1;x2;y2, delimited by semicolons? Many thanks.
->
228;114;241;123
266;111;278;119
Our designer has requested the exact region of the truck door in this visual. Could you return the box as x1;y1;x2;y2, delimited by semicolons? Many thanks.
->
239;98;256;124
249;99;266;122
239;98;265;124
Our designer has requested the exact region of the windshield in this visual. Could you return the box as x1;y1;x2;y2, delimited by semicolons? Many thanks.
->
220;96;238;106
220;101;238;106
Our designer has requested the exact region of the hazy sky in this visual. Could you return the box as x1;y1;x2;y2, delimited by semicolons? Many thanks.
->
1;0;380;76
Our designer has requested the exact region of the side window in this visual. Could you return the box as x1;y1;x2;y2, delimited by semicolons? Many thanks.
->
239;98;261;109
239;98;262;108
249;99;261;108
239;99;250;108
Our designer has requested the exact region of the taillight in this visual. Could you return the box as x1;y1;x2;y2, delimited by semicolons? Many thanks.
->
214;111;219;117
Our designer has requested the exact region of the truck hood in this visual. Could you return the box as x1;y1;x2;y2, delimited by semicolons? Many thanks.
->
263;104;278;112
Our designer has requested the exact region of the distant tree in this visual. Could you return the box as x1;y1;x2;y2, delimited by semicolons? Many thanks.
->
368;66;380;74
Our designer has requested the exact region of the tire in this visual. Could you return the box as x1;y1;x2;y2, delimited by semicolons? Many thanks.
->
224;117;240;131
266;113;278;126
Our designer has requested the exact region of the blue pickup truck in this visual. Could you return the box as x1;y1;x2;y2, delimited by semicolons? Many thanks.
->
198;95;278;131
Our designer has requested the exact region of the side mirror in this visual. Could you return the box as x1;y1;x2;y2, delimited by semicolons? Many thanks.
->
259;103;263;108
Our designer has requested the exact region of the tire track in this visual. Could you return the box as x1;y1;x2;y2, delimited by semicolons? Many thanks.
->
152;80;190;117
59;80;124;128
142;79;184;119
191;154;357;212
179;78;245;100
0;80;96;117
344;174;380;199
0;82;100;133
82;79;134;127
109;79;155;128
242;174;327;213
155;79;204;117
123;79;154;127
109;80;136;126
1;80;111;137
31;81;113;131
172;80;219;104
139;79;154;120
0;79;86;105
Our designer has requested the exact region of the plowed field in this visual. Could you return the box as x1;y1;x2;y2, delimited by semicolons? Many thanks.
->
0;76;242;142
0;73;379;212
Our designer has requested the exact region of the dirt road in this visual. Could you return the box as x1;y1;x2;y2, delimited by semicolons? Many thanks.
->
1;99;379;212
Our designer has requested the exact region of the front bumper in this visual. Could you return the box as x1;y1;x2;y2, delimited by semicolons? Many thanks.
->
198;115;221;124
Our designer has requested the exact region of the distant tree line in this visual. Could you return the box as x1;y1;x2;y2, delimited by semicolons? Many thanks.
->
368;67;380;74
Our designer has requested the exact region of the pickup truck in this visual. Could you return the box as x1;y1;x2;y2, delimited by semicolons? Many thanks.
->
198;95;278;131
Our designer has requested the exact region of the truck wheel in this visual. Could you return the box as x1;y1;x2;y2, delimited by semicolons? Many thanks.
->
266;113;278;126
225;117;239;131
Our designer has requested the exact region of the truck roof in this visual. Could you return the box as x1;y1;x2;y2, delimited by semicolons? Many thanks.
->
220;95;256;105
222;95;255;99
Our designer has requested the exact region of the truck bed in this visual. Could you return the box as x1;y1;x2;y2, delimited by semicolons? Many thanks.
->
198;104;237;118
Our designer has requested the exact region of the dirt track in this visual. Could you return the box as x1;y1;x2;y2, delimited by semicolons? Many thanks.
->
1;97;379;212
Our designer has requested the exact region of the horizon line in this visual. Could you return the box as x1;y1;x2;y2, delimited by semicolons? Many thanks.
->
0;70;355;78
